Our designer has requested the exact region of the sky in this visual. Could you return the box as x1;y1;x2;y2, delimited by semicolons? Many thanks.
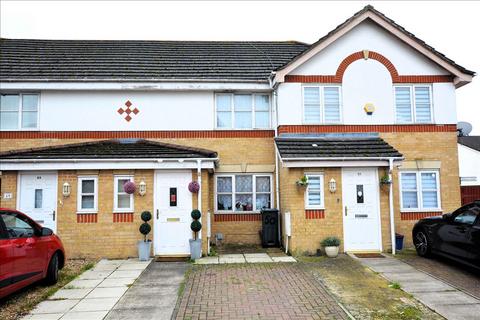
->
1;0;479;134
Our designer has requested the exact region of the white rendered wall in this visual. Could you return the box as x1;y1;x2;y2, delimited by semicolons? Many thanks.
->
277;21;457;126
458;144;480;186
38;91;216;131
292;21;448;76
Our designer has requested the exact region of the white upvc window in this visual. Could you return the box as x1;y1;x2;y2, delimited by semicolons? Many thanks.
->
77;176;98;213
0;93;39;130
215;93;271;129
305;174;325;209
303;86;342;124
215;174;272;212
114;175;134;212
399;170;441;211
394;85;433;123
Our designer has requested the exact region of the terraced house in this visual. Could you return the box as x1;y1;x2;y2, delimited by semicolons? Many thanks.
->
0;6;475;258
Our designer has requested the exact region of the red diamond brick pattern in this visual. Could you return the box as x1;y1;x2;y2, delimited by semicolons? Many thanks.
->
118;100;139;122
174;264;348;319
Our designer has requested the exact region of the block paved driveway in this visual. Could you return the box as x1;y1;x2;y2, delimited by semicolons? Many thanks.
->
173;263;349;320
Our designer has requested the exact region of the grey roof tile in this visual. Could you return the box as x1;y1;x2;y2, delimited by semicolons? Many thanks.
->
275;136;403;159
0;139;218;159
458;136;480;152
0;40;309;82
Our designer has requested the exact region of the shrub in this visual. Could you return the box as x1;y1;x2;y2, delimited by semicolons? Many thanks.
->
321;236;341;247
141;211;152;222
139;223;151;242
191;209;201;220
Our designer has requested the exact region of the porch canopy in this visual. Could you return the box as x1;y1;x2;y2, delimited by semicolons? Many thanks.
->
275;133;403;167
0;139;218;171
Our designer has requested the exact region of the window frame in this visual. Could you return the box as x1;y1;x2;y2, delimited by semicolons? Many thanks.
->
304;173;325;209
113;175;134;213
77;176;98;214
214;93;271;129
302;85;343;124
399;170;441;212
394;85;433;124
0;93;40;130
214;173;273;213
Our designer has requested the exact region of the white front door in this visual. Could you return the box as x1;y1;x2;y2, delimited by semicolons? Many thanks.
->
154;171;193;256
18;172;58;232
342;168;382;252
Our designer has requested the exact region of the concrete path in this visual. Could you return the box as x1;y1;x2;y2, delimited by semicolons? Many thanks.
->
195;252;296;264
105;262;188;320
22;258;151;320
356;255;480;320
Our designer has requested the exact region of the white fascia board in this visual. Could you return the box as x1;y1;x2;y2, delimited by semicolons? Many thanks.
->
0;158;217;171
281;157;403;168
0;81;272;91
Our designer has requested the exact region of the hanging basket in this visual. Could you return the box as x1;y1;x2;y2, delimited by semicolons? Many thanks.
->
188;181;200;193
123;181;137;194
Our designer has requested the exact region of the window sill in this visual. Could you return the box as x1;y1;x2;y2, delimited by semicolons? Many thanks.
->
305;206;325;210
400;209;442;213
77;211;98;215
0;128;40;131
214;128;273;131
215;211;263;214
113;210;134;213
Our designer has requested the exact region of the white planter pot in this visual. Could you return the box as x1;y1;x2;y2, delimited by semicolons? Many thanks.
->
189;239;202;260
138;240;152;261
324;246;339;258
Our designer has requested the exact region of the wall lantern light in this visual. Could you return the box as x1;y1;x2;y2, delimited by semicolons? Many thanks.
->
138;180;147;196
62;182;71;197
328;178;337;193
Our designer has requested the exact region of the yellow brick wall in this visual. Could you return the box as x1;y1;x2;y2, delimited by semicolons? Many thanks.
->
0;171;18;209
382;131;461;247
279;131;460;254
56;169;154;259
1;137;275;255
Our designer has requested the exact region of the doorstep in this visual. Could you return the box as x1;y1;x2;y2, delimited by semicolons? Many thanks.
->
195;253;296;264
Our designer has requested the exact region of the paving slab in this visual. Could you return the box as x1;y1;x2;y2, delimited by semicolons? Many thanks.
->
70;297;119;312
108;270;143;278
98;277;137;288
49;288;92;300
194;256;219;264
414;291;480;306
60;311;109;320
21;314;63;320
31;299;79;314
245;256;273;263
219;254;246;264
77;270;113;280
382;271;435;283
431;302;480;320
116;263;150;270
271;256;297;262
401;280;455;293
67;279;104;289
85;286;129;299
106;306;174;320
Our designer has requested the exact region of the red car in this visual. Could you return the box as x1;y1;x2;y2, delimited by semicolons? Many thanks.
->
0;208;65;300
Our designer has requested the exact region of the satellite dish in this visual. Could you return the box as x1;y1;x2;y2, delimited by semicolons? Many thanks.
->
457;122;473;136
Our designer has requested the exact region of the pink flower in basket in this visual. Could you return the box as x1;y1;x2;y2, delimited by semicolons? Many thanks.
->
123;181;137;194
188;181;200;193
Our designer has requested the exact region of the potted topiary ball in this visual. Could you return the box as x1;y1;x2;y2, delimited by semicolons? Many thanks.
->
189;209;202;260
321;236;341;258
138;210;152;261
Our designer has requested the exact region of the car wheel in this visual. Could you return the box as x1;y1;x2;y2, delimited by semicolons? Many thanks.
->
413;229;432;257
44;253;59;285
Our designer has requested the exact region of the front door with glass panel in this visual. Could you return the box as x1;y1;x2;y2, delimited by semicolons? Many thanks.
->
342;168;381;252
154;171;192;256
18;172;57;232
